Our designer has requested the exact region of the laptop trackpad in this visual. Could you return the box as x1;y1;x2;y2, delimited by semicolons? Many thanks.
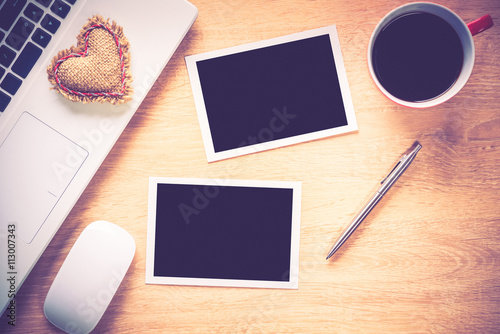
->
0;112;88;243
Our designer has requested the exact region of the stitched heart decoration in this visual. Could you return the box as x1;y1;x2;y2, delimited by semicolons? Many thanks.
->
47;15;133;104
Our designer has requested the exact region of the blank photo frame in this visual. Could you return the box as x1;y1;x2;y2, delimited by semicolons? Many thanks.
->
186;25;357;162
146;177;301;289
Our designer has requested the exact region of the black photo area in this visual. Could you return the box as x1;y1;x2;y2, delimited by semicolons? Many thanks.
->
196;34;348;152
153;183;295;282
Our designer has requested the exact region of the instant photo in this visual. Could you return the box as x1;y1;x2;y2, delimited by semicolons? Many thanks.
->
186;25;357;162
146;177;301;289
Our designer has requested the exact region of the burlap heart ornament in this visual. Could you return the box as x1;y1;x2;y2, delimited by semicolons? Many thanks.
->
47;15;133;104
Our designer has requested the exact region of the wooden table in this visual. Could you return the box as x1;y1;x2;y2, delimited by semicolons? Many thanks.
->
2;0;499;332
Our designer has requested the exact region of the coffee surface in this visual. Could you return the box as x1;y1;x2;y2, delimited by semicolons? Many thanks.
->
372;12;464;102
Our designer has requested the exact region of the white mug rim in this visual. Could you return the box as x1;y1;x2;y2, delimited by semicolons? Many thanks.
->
367;2;475;108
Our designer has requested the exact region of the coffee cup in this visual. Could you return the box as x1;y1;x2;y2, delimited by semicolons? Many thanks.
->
367;2;493;108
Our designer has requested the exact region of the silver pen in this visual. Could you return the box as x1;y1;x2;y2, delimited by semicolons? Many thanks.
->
326;141;422;260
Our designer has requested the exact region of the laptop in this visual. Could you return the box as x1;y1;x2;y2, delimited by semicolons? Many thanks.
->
0;0;197;315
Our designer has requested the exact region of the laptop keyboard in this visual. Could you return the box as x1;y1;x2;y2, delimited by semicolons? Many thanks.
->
0;0;75;114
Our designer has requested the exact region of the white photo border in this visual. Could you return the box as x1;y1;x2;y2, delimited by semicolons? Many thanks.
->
185;25;358;162
146;177;302;289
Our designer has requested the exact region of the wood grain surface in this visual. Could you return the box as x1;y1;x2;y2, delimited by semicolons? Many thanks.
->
1;0;499;333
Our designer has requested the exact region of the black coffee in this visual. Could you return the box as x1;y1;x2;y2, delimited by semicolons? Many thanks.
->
372;12;464;102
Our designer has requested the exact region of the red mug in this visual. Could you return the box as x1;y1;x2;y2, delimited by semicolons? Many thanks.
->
368;2;493;108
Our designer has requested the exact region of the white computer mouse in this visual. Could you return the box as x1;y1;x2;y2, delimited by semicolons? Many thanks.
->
44;220;135;334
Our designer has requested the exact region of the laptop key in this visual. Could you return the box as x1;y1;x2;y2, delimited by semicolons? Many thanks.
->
36;0;52;7
0;31;5;44
32;28;52;48
24;3;45;23
1;73;22;95
41;14;61;34
12;42;42;79
6;17;35;51
0;91;11;112
0;46;16;68
0;0;28;31
51;0;71;19
0;67;5;80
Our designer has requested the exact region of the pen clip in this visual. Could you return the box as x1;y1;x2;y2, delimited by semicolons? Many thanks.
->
381;159;402;185
380;142;422;186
